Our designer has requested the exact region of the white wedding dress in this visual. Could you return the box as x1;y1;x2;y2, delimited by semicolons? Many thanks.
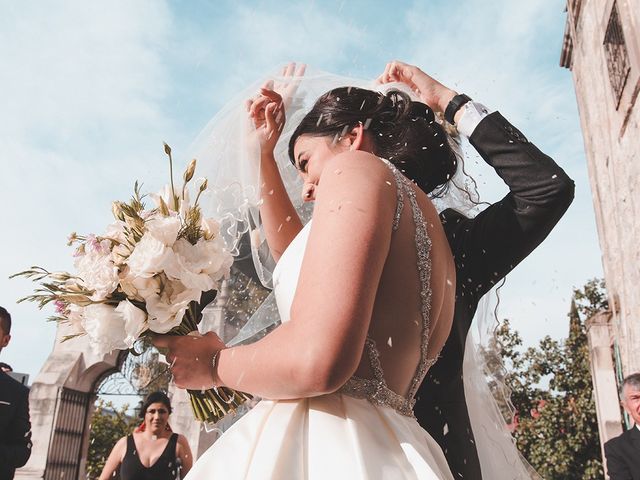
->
186;162;454;479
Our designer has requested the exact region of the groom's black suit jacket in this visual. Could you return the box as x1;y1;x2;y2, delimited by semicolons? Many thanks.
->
0;371;32;480
605;427;640;480
414;111;575;479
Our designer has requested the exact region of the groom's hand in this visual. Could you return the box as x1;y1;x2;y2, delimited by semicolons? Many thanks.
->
376;60;457;115
152;331;226;390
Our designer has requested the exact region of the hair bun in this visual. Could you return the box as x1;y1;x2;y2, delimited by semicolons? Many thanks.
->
381;90;435;125
289;86;457;197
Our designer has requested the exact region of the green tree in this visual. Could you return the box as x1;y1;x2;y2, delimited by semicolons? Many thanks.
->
86;400;138;479
485;278;608;479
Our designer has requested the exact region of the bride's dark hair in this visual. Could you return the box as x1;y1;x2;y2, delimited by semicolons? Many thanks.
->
288;86;457;196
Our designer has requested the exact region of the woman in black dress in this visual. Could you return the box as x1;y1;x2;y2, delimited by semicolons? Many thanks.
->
99;391;193;480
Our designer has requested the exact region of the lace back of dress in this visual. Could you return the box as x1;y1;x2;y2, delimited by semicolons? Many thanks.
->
338;159;435;417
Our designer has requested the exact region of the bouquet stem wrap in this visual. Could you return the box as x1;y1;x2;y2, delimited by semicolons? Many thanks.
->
168;302;252;424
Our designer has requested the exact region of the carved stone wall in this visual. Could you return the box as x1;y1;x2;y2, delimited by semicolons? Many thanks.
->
561;0;640;389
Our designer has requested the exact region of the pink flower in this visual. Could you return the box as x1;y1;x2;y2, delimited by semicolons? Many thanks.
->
86;234;99;248
54;300;66;314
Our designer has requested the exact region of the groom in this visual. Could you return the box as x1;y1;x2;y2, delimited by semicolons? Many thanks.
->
0;306;33;480
410;84;575;477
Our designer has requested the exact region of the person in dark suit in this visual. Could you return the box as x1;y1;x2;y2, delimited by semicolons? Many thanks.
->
377;61;575;479
0;306;32;480
605;373;640;480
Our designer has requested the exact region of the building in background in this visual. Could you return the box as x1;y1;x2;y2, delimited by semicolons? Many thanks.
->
560;0;640;470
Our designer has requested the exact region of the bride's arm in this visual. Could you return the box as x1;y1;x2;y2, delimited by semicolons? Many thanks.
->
155;152;396;398
249;70;305;261
257;145;303;261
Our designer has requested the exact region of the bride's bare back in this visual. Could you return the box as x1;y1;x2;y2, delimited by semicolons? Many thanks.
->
357;168;455;397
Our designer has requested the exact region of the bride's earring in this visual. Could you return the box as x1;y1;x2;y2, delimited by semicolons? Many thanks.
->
303;184;315;200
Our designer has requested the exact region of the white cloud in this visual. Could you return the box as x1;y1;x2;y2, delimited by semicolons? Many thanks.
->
0;0;175;378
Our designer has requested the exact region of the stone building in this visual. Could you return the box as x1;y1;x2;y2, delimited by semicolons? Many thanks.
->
560;0;640;465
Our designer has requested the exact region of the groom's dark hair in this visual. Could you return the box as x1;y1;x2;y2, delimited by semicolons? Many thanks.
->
288;86;458;198
0;306;11;334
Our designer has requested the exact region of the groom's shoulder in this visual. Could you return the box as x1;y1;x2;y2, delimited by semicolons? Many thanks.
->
0;371;28;394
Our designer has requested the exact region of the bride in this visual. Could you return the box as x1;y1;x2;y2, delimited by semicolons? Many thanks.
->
155;63;458;478
153;62;523;479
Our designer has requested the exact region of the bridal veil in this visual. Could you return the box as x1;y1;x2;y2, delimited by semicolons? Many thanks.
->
188;65;538;479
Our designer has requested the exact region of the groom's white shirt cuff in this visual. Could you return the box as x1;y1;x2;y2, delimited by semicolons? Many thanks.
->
456;101;493;138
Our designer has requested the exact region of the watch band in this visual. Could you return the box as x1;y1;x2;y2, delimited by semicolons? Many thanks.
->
444;93;472;125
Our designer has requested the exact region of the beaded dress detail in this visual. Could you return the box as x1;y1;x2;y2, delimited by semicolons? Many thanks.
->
338;159;436;417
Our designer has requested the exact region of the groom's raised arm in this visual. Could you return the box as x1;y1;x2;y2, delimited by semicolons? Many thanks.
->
442;109;575;312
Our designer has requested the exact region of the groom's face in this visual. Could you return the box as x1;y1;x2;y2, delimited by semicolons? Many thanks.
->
622;385;640;425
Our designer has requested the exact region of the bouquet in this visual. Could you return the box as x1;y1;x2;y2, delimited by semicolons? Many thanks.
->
12;143;251;423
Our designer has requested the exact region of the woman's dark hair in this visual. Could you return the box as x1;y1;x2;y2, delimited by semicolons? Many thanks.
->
288;87;458;197
139;391;172;419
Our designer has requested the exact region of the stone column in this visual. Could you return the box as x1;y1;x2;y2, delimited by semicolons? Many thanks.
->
586;310;623;477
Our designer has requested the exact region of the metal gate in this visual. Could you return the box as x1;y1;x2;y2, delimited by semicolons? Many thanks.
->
44;387;91;479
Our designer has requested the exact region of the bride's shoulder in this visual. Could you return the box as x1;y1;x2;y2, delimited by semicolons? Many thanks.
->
319;151;395;191
313;151;397;220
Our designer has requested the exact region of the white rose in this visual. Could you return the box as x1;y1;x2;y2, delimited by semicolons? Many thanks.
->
145;281;201;333
146;215;181;247
82;304;129;355
173;239;215;286
104;221;128;244
164;239;215;291
199;239;233;282
132;275;162;301
74;250;120;301
164;238;232;291
120;271;163;303
127;233;171;278
115;300;147;348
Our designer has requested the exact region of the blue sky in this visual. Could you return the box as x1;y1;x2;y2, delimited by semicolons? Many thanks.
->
0;0;602;381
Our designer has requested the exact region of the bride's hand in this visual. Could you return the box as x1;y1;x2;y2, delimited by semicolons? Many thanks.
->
246;62;306;156
376;60;457;114
152;331;226;390
246;85;286;155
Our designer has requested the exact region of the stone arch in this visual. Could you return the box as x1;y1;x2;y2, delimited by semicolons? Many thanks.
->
16;275;259;479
